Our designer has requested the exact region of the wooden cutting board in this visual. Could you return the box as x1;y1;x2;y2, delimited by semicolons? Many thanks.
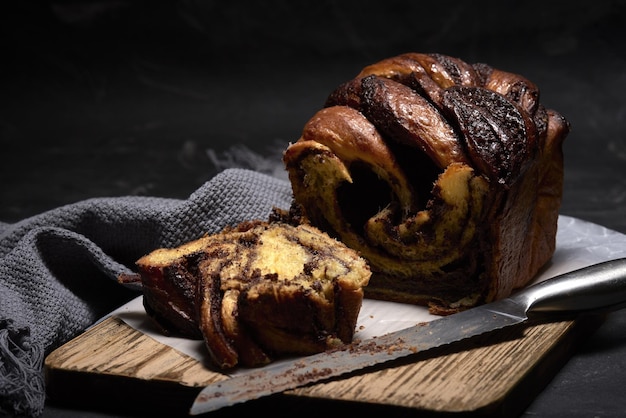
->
44;311;603;417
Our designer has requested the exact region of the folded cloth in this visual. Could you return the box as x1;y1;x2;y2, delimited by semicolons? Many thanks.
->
0;168;292;417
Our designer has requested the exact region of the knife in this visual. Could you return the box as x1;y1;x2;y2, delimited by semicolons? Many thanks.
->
190;258;626;415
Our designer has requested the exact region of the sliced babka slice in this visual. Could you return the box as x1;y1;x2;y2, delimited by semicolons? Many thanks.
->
136;219;370;369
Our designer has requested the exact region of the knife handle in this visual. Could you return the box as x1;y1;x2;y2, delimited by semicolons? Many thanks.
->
511;258;626;315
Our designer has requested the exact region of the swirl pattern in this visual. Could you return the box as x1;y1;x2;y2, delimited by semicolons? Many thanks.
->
284;53;570;314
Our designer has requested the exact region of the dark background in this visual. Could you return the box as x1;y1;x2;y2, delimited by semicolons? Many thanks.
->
2;1;626;417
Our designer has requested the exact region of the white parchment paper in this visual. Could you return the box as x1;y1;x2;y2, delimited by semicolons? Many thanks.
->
106;215;626;374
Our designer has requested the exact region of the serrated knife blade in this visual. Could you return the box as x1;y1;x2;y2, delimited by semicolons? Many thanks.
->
190;258;626;415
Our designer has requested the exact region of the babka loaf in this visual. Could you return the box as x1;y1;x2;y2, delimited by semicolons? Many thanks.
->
136;218;371;369
283;52;570;314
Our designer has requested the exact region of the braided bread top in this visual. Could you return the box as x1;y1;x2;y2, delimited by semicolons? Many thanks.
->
325;52;553;188
283;52;570;312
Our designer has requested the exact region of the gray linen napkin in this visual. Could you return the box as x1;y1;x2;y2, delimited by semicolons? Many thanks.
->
0;168;292;417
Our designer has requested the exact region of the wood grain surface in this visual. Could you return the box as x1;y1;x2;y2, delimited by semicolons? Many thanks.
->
44;312;603;417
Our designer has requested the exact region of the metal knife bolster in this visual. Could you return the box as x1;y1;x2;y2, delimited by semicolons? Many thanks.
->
509;258;626;315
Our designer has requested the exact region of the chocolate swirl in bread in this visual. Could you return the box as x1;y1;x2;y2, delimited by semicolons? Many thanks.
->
136;219;370;369
284;53;569;314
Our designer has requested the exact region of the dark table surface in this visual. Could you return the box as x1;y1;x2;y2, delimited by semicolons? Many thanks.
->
2;1;626;417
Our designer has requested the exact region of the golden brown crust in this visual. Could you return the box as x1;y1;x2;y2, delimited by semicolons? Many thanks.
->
284;52;570;314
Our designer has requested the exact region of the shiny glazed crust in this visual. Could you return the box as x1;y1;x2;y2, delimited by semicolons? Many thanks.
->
283;52;569;314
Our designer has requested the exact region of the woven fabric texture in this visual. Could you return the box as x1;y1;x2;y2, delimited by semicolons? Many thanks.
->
0;168;292;417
